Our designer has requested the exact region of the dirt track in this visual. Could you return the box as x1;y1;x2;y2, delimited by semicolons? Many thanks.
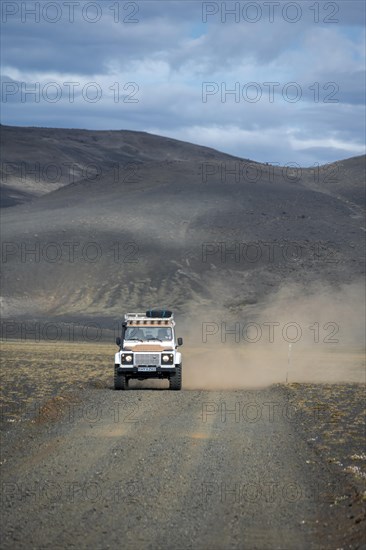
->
1;384;364;550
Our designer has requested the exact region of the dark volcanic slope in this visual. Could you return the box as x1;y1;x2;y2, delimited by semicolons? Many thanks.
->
301;155;366;207
0;126;365;320
0;125;245;207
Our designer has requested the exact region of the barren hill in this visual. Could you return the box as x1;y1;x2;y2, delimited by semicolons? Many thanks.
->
0;126;364;323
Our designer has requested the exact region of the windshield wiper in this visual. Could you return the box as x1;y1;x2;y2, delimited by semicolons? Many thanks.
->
146;338;162;342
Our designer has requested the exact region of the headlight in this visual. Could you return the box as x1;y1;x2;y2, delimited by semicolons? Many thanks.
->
122;353;133;364
162;354;174;364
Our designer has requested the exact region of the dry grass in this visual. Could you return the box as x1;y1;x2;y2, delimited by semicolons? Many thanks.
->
0;340;113;424
283;383;366;489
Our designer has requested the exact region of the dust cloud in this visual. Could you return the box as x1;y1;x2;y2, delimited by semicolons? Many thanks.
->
181;280;365;389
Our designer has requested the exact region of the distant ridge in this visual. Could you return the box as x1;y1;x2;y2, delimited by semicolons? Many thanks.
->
0;126;364;320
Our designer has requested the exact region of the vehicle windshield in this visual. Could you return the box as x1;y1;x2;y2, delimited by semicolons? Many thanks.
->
124;326;173;341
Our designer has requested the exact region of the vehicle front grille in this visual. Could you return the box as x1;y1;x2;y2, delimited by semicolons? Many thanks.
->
135;353;160;366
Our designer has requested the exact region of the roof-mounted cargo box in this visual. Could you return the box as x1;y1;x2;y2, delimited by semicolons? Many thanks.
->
146;310;173;319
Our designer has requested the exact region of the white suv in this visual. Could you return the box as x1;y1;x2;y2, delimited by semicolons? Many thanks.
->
114;310;183;390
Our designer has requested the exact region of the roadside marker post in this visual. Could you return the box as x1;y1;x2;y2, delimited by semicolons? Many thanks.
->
286;343;292;384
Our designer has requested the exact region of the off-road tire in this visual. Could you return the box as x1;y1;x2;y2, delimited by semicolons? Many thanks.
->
114;366;128;390
169;364;182;390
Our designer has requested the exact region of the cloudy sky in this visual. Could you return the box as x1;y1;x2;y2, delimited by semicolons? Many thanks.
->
1;0;365;165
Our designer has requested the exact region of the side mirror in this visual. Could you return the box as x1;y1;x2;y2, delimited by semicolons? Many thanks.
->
116;337;121;347
177;337;183;346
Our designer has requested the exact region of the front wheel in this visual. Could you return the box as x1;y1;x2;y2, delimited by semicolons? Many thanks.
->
114;366;128;390
169;364;182;390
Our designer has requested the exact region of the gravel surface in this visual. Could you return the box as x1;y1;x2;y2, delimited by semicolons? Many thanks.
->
1;385;365;549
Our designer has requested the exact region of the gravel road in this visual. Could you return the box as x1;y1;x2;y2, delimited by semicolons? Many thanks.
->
0;386;362;549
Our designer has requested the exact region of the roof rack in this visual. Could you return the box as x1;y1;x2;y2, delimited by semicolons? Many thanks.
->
124;312;175;326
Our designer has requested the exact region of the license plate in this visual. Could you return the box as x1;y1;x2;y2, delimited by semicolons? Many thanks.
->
138;367;157;372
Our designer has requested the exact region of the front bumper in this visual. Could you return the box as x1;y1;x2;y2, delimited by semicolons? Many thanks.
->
116;366;177;375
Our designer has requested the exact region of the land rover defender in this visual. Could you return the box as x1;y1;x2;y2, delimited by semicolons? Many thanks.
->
114;310;183;390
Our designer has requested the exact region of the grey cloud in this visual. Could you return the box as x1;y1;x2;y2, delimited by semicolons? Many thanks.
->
0;0;364;165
